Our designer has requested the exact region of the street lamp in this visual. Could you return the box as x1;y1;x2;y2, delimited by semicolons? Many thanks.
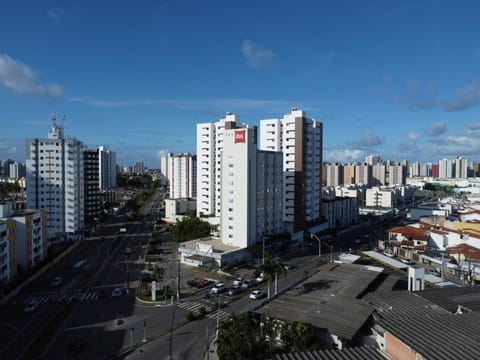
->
310;234;321;258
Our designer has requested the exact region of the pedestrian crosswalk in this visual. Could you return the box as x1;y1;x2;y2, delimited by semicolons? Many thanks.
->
25;291;100;304
177;300;231;321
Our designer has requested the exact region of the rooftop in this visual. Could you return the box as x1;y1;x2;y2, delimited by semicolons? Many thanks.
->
257;263;382;341
365;288;480;360
274;346;387;360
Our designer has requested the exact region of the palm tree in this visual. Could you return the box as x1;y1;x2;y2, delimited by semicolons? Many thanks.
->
216;313;265;360
256;254;286;298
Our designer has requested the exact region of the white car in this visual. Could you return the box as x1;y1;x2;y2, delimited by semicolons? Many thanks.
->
232;277;243;287
111;287;123;297
123;247;132;254
249;290;266;300
210;282;226;294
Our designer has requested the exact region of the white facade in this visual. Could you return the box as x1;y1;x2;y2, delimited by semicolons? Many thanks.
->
26;118;85;240
260;109;323;240
169;153;197;199
164;198;197;223
0;219;15;285
220;127;283;249
365;187;394;208
160;152;172;187
196;113;244;218
99;146;116;190
454;157;468;179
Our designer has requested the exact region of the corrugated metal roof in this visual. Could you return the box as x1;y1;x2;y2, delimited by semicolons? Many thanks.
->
273;346;387;360
364;288;480;360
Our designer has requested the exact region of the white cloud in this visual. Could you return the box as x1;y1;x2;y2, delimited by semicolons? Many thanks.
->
426;121;447;136
0;54;64;97
324;149;364;163
241;40;278;69
47;8;64;21
353;129;383;148
68;96;300;112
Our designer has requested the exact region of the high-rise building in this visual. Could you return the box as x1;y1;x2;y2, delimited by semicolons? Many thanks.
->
454;157;468;179
160;152;172;187
134;161;145;175
343;163;356;185
439;158;453;178
196;113;246;218
83;149;101;220
260;108;323;240
8;162;25;179
389;163;406;185
365;154;381;166
26;115;85;240
372;163;386;186
325;163;343;187
99;146;117;190
220;127;283;248
169;153;197;199
432;163;439;178
355;163;372;186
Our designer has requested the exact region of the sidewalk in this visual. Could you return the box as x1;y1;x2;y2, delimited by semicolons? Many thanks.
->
203;338;219;360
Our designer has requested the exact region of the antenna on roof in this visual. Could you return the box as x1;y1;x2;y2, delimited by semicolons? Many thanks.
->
61;114;66;128
50;113;57;126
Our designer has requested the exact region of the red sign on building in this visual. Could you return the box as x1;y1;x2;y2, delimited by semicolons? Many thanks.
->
234;129;246;143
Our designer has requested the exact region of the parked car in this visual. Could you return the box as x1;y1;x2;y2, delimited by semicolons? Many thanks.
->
24;301;38;313
401;258;414;265
210;282;226;294
232;277;243;287
249;290;266;300
111;287;123;297
282;263;296;270
256;273;266;283
228;286;242;296
50;276;63;287
241;278;256;289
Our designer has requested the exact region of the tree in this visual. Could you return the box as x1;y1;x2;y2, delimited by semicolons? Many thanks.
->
256;254;286;299
280;321;319;352
216;313;268;360
170;213;212;242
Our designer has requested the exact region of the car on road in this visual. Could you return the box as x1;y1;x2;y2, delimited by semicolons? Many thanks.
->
210;282;226;294
111;287;123;297
24;301;38;313
228;286;242;296
50;276;63;287
241;278;256;289
232;277;243;287
282;263;296;270
256;273;266;283
249;290;266;300
400;258;414;265
123;247;132;254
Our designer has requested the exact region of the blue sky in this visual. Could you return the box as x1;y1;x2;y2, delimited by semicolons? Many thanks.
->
1;0;480;168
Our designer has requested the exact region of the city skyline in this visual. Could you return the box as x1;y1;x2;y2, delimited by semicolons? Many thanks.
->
1;1;480;168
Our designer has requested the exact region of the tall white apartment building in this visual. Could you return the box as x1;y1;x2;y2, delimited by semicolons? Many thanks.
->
439;158;453;178
372;163;386;186
160;152;172;187
9;162;25;179
196;113;245;218
99;146;116;190
389;164;406;185
260;108;323;240
325;163;343;186
26;116;85;240
169;153;197;199
355;163;372;186
454;157;468;179
220;127;283;248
